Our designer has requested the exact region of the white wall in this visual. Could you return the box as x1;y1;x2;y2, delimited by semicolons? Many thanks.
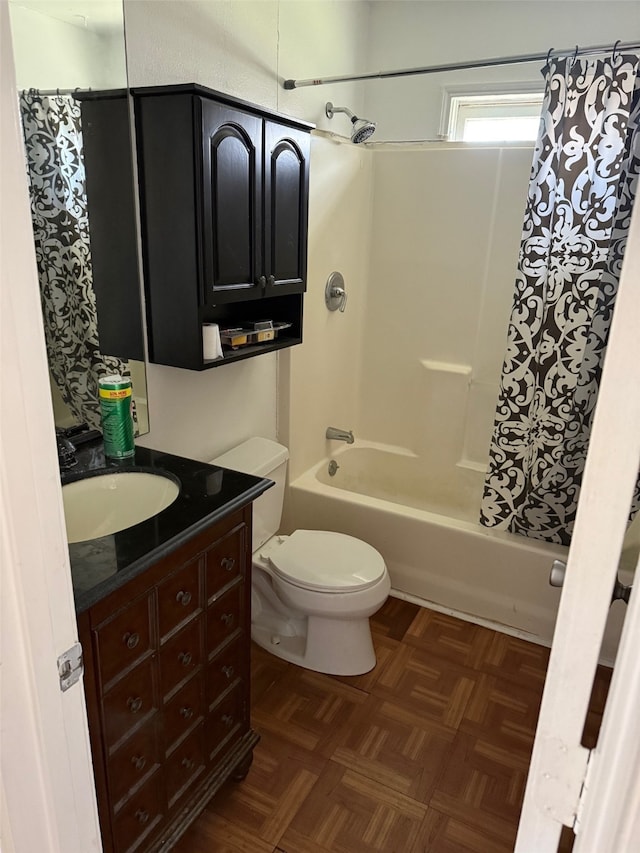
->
365;1;640;141
125;0;372;461
9;3;125;89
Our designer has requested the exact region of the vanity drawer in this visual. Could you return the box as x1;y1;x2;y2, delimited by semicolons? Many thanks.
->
103;659;157;748
206;635;245;708
165;723;206;808
95;593;153;688
206;581;245;654
108;719;160;809
112;771;164;853
163;674;204;753
205;525;245;600
159;616;203;699
157;556;202;640
206;683;246;762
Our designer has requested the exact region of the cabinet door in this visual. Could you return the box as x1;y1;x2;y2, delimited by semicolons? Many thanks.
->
263;121;310;296
200;99;263;304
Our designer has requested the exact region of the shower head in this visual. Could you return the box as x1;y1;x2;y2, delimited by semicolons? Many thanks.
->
325;102;376;144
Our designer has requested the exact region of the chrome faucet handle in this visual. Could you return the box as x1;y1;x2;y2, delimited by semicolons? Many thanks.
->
56;433;77;469
325;272;348;312
330;286;348;312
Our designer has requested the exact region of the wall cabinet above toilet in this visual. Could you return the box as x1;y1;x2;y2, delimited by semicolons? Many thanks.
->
133;84;313;371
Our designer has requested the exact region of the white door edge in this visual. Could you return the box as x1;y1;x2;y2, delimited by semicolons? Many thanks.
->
0;2;102;850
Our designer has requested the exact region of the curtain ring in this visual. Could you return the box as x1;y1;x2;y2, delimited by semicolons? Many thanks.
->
612;39;621;61
572;45;579;64
546;47;554;66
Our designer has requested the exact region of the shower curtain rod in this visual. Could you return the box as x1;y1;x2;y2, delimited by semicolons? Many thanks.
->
283;39;640;89
20;87;91;96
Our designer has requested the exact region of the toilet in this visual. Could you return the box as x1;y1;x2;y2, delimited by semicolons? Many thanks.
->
210;438;390;675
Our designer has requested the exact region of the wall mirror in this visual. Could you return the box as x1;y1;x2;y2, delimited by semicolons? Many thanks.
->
8;0;149;436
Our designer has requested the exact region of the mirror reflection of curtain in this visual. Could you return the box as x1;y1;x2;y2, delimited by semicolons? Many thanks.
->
480;54;640;546
19;91;129;431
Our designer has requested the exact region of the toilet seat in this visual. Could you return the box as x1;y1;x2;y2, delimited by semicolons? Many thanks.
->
267;529;386;593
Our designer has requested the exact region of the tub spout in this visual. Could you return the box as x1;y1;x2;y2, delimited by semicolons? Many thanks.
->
326;427;354;444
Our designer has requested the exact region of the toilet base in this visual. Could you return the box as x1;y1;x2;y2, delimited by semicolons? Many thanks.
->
252;613;377;676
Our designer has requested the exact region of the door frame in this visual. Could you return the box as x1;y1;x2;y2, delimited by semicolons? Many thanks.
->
0;2;102;849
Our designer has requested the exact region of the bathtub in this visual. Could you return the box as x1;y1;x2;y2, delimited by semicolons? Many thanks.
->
286;442;626;662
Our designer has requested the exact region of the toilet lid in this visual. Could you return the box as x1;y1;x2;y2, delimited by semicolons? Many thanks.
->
268;529;386;592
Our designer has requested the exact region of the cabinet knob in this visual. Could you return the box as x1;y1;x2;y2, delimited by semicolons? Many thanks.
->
123;632;140;650
180;706;194;720
222;665;234;680
127;696;143;714
135;809;150;825
222;714;234;727
181;757;195;771
131;755;146;772
221;612;234;627
221;556;235;572
268;274;275;288
258;275;267;292
178;651;193;667
176;590;192;607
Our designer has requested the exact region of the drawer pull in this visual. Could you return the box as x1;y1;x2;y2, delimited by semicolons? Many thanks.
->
123;632;140;650
179;651;193;667
131;755;146;772
181;757;195;771
221;612;234;627
221;556;235;572
222;713;234;727
135;809;150;825
127;696;143;714
222;665;234;680
180;706;194;720
176;590;192;606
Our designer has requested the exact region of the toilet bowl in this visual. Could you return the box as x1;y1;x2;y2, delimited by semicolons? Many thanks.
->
210;438;390;675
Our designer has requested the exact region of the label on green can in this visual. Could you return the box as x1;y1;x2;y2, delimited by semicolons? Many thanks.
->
99;375;135;459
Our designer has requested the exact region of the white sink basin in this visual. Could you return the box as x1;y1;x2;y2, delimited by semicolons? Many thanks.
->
63;471;180;543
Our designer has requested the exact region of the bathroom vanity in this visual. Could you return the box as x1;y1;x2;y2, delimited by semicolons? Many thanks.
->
68;444;271;853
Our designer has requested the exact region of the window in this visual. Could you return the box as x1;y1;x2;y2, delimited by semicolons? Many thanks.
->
445;92;544;142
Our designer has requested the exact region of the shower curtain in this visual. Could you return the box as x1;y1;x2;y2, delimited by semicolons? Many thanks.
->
480;53;640;546
19;91;128;431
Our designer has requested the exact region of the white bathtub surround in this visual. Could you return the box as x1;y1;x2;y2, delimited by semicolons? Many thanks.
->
286;442;628;665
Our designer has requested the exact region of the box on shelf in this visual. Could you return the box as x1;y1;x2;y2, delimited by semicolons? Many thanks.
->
220;321;292;349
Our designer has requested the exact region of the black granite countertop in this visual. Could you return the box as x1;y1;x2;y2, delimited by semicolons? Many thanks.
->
64;441;271;613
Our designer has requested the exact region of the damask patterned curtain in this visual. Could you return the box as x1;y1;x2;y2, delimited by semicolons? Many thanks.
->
19;91;128;431
480;54;640;546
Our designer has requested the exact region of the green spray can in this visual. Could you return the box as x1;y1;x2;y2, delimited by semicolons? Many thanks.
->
99;374;135;459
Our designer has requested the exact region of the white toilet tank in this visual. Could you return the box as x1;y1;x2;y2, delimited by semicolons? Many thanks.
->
210;438;289;551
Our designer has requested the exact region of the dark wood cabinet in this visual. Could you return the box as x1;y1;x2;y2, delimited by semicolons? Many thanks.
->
76;90;145;362
133;84;312;370
78;506;257;853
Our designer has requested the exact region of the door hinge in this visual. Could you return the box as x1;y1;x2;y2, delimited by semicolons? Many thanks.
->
534;737;591;827
57;642;83;692
573;747;596;833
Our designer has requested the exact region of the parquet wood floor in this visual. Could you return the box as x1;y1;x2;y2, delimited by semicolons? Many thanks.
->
172;598;612;853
